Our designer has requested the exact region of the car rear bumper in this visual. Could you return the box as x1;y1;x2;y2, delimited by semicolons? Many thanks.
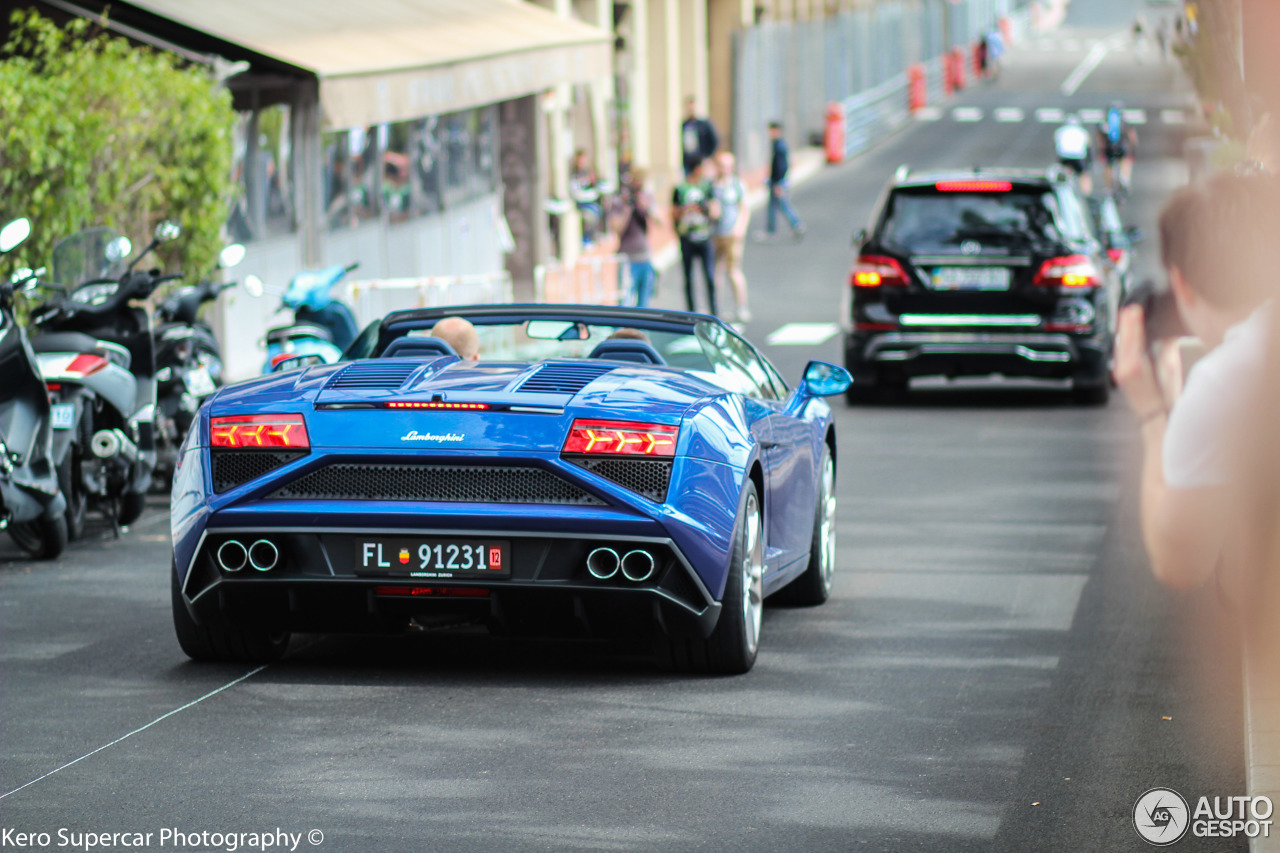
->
176;525;720;640
846;331;1108;380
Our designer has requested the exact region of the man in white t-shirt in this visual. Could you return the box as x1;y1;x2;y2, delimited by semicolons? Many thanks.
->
1114;173;1280;593
1055;114;1093;193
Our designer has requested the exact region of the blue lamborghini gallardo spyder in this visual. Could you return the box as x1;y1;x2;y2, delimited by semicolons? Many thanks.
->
170;305;850;673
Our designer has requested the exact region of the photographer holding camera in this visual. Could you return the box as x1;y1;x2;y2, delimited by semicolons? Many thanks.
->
1114;172;1280;596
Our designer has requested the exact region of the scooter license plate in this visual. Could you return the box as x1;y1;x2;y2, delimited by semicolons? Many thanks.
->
184;367;216;397
50;404;75;430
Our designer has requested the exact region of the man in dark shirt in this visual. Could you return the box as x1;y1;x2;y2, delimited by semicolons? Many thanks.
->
763;121;805;240
672;160;721;316
681;96;719;177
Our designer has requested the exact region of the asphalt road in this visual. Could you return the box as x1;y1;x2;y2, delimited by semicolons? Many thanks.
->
0;5;1250;852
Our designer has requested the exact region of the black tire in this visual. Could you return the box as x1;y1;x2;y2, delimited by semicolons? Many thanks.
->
171;565;290;663
657;480;762;674
118;491;147;526
58;447;86;541
9;513;68;560
772;447;835;606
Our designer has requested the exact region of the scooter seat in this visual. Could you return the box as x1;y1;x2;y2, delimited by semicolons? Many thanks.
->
29;332;108;356
266;324;333;346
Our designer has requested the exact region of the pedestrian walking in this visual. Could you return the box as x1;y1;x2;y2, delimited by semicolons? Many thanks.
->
711;151;751;322
672;160;720;316
757;121;805;240
609;166;663;308
569;149;603;246
681;96;719;177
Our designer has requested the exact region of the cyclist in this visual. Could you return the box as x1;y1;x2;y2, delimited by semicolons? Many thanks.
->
1098;102;1138;194
1055;113;1094;193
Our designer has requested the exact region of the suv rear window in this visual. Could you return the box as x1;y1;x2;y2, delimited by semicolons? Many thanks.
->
879;187;1065;252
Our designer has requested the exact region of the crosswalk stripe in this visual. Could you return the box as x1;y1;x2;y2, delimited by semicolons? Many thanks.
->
1078;108;1104;124
953;107;983;122
765;323;840;346
915;106;944;121
1122;108;1148;125
994;107;1024;123
1036;107;1065;123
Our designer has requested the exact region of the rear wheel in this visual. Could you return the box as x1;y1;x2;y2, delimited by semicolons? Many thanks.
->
118;491;147;526
171;566;290;662
58;448;86;541
9;514;68;560
657;481;762;674
772;448;835;606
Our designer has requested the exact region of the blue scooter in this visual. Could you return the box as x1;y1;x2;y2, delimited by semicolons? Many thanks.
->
261;263;360;373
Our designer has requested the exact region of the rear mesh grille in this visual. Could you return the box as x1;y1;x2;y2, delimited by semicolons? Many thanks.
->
211;450;307;493
327;361;418;390
660;567;706;610
516;363;615;394
269;464;603;505
569;458;672;502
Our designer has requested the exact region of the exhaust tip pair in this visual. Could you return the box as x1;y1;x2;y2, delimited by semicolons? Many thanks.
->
586;547;656;583
216;539;279;573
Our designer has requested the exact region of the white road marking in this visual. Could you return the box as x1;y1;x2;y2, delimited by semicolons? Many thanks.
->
1078;108;1105;124
0;665;268;800
994;107;1024;123
1061;42;1110;96
1036;107;1065;123
1122;108;1148;124
765;322;840;346
953;107;984;122
915;106;944;121
1161;109;1187;125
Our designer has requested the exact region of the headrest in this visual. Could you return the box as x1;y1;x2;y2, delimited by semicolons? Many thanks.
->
381;336;459;359
587;339;666;365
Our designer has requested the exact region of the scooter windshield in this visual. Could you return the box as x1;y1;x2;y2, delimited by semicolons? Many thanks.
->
282;265;349;311
51;227;129;289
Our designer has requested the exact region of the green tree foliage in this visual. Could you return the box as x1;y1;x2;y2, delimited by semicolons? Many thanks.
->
0;10;234;280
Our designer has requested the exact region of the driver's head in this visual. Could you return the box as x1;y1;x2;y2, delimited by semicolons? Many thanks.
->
431;316;480;360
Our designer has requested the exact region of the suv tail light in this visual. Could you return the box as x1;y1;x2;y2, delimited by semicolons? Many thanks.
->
1033;255;1100;288
934;180;1012;192
1106;248;1126;264
562;420;678;457
211;414;310;449
851;255;909;288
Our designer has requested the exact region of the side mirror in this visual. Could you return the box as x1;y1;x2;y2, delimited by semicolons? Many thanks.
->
271;353;325;373
852;228;867;249
800;360;852;397
105;236;133;262
242;275;265;298
0;217;31;254
154;220;183;243
218;244;246;269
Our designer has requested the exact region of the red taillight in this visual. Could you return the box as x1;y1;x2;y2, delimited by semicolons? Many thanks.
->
384;401;489;410
1106;248;1125;264
46;383;62;392
850;255;909;288
934;180;1013;192
1033;255;1100;288
855;322;898;331
562;420;678;457
210;414;310;449
65;354;108;376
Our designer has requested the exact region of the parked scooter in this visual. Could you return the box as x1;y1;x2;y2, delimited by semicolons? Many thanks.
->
260;263;360;373
152;243;248;484
0;218;68;557
29;221;183;533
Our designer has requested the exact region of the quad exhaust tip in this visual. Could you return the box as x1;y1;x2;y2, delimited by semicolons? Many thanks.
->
621;550;656;583
216;540;248;572
586;547;619;580
248;539;279;572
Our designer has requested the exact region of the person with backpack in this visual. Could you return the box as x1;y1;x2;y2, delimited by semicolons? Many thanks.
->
672;160;721;316
1099;103;1138;193
712;151;752;322
610;166;663;308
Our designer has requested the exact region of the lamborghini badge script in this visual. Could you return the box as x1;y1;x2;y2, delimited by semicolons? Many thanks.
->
400;431;465;442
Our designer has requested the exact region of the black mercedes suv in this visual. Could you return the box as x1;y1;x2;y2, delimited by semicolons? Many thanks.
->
843;167;1119;403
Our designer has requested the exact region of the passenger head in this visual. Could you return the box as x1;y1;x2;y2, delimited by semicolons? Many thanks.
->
685;96;698;119
431;316;480;360
608;327;651;342
768;120;783;139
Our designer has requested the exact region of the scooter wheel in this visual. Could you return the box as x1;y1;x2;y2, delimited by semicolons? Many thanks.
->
9;514;68;560
118;492;147;526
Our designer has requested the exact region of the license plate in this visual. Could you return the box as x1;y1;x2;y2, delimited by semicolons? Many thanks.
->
184;366;216;397
930;267;1011;291
355;538;510;578
50;403;74;430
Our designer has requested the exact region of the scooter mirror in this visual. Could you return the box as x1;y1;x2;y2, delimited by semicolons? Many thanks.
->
0;217;31;254
218;244;247;269
105;236;133;262
243;275;265;298
154;220;183;243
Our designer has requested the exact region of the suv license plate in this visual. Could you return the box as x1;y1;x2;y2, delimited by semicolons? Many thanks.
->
931;267;1011;291
355;538;510;578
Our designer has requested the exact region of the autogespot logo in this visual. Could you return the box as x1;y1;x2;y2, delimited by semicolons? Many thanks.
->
1134;788;1190;846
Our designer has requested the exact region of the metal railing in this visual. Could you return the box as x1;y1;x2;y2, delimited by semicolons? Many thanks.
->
535;253;632;306
343;273;514;326
836;74;911;162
